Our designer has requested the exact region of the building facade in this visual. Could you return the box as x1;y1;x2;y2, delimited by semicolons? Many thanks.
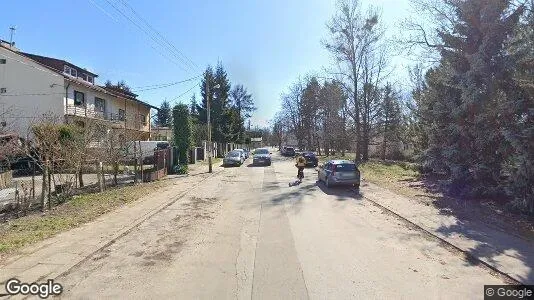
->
0;41;156;140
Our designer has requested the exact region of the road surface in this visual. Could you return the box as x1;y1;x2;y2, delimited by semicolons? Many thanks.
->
57;150;503;299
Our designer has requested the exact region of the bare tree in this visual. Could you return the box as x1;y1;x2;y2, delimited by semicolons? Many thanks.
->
280;79;306;149
323;0;385;161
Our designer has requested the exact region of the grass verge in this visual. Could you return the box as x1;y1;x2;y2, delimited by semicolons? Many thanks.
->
358;161;429;198
0;180;168;257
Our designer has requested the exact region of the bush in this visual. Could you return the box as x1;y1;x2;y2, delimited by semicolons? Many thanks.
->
172;164;188;175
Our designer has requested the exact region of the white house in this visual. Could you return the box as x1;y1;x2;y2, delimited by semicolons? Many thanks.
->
0;40;156;140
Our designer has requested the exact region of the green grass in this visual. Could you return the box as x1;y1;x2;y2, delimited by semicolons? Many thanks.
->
0;180;168;257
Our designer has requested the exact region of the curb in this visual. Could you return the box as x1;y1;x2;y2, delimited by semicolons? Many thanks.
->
359;191;522;285
31;169;224;285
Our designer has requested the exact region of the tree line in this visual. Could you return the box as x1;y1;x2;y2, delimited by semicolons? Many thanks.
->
159;62;257;163
273;0;534;213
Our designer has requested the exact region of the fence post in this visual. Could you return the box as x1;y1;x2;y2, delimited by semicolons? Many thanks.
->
98;161;103;192
101;163;106;190
133;141;138;184
32;161;35;200
48;165;51;210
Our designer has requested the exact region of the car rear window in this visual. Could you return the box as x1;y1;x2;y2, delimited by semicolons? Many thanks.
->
335;164;356;171
286;147;294;151
255;149;269;154
228;151;240;157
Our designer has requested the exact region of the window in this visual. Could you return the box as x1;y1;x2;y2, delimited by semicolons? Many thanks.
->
87;75;93;84
139;114;146;125
64;65;77;77
334;164;357;171
81;73;87;81
74;90;85;106
0;59;6;64
94;97;105;112
118;109;125;121
0;88;6;94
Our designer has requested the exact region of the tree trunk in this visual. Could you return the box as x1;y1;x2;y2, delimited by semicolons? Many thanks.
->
362;129;369;161
113;162;118;185
97;161;103;192
78;168;84;187
41;165;47;212
48;167;52;210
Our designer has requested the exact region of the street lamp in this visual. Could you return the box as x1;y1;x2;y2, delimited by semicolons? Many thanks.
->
207;83;220;173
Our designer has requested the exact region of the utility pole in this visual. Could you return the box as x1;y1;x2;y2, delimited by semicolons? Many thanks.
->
207;82;220;173
9;26;16;47
207;83;212;173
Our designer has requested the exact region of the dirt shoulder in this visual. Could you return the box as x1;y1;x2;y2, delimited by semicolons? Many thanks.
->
358;161;534;241
0;164;213;261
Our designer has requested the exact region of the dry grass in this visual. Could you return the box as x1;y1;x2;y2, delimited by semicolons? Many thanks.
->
0;180;168;256
358;161;428;198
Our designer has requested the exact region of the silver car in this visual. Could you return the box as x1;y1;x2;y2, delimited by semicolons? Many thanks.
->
317;160;360;189
234;148;247;159
223;150;244;167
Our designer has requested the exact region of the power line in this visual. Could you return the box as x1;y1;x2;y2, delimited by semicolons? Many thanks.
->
131;74;201;92
94;0;195;73
170;83;198;103
116;0;198;71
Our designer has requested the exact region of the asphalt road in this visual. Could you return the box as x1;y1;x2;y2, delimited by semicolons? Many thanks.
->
57;150;503;299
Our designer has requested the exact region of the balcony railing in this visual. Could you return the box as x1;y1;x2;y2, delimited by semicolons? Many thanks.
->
65;105;148;128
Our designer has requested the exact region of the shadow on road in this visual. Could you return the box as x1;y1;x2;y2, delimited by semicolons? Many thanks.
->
316;181;362;201
246;163;270;168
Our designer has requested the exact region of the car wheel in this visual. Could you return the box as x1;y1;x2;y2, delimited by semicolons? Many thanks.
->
326;176;331;188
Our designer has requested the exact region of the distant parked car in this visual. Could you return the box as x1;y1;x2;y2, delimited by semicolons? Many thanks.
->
317;160;360;190
253;148;272;166
283;147;295;157
302;152;318;167
223;150;244;167
234;148;248;159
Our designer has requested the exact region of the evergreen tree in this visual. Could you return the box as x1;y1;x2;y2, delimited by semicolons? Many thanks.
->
503;2;534;212
213;61;232;143
190;94;198;117
378;83;402;160
155;100;172;127
420;0;525;197
198;66;216;124
172;104;192;164
230;84;256;119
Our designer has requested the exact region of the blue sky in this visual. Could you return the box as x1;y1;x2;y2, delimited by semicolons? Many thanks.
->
1;0;413;127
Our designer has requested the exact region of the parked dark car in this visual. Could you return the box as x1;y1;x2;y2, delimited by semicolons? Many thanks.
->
283;147;295;157
253;148;272;166
302;152;318;167
317;160;360;190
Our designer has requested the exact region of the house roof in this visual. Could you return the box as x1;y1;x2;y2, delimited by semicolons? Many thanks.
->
1;45;158;111
19;52;98;77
